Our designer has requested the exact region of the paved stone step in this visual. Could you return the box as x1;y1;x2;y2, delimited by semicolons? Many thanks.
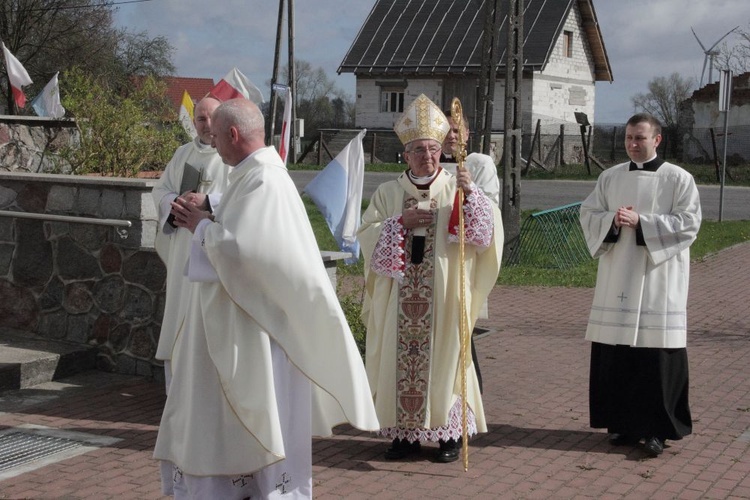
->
0;327;97;393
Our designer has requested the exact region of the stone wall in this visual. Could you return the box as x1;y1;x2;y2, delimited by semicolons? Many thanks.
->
0;115;78;174
0;172;164;378
0;171;348;381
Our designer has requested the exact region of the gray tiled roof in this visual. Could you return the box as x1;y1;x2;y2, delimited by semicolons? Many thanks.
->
338;0;612;82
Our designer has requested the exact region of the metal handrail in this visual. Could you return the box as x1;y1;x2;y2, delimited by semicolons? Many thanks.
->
0;210;132;239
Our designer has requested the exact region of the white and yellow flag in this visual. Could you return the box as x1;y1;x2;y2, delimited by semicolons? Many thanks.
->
179;90;197;139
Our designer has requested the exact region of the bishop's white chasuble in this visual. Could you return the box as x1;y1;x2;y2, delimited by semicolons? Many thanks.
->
359;169;503;435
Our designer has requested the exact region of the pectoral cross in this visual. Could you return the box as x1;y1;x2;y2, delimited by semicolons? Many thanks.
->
198;168;213;191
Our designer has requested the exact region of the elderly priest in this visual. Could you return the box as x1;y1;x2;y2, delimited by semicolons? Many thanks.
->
358;94;503;464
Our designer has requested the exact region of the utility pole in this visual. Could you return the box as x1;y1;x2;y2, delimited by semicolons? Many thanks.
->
476;0;502;155
718;69;733;222
501;0;524;257
267;0;286;144
267;0;297;162
288;0;297;162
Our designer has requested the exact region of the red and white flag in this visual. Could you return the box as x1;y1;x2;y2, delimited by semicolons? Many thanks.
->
278;86;292;165
209;67;264;104
2;42;33;109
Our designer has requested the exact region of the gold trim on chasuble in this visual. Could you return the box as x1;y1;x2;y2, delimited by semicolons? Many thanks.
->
396;194;438;429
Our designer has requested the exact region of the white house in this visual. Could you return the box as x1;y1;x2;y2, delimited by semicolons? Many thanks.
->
338;0;613;136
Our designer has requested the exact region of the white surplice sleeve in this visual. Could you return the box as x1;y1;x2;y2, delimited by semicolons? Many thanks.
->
639;172;702;266
187;218;219;282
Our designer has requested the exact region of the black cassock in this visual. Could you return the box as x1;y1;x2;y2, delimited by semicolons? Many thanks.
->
589;342;692;440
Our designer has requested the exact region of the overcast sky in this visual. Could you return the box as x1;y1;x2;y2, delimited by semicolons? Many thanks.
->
114;0;749;124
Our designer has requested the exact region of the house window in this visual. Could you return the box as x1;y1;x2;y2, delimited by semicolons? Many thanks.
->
381;89;405;113
563;31;573;58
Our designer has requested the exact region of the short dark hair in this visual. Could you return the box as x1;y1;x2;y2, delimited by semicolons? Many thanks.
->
627;113;662;136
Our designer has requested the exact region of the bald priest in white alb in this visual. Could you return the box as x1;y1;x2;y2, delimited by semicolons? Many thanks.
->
154;98;379;499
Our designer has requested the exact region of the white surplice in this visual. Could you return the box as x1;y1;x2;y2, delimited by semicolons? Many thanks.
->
580;161;702;348
441;152;500;206
153;146;379;498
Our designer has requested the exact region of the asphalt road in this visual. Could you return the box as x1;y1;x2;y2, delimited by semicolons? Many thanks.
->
290;171;749;221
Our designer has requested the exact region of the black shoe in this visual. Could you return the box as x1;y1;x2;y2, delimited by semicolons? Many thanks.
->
436;438;461;463
609;433;639;446
643;436;664;457
384;438;421;460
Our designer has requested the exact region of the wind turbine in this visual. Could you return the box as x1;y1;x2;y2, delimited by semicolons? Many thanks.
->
692;26;739;87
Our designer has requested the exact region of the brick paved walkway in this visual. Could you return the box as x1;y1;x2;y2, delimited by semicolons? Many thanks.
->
1;243;749;499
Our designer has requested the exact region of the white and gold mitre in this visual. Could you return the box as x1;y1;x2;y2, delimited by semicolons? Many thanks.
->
393;94;450;145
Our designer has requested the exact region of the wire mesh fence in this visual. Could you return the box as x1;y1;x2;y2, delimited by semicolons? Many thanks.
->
309;122;750;182
592;123;750;166
505;202;591;269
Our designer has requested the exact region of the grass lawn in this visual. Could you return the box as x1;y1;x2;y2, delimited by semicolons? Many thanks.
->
498;219;750;288
305;196;750;289
301;159;749;288
305;192;750;356
301;160;749;353
291;160;750;186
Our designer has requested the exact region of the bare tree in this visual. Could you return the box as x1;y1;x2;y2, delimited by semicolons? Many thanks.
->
716;25;750;76
115;31;175;80
631;73;695;127
0;0;174;113
277;60;354;136
632;73;694;158
283;61;337;104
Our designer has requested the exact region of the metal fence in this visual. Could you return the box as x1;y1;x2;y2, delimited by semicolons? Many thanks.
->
307;122;750;170
592;123;750;166
505;202;591;269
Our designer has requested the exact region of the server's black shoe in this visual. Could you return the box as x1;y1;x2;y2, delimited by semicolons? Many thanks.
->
436;438;461;463
609;433;639;446
643;436;664;457
384;438;421;460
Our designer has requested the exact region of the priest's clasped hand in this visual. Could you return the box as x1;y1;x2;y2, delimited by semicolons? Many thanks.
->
614;205;640;229
170;196;213;234
180;191;209;211
403;208;434;229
